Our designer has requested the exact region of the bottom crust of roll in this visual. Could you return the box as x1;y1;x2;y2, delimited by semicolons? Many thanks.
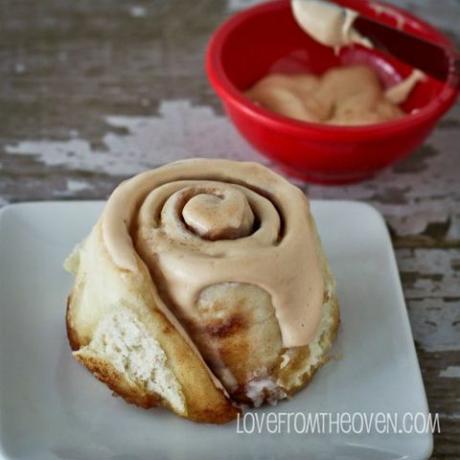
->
66;285;340;423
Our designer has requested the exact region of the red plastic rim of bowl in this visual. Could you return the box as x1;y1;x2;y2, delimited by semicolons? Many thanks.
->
206;0;458;141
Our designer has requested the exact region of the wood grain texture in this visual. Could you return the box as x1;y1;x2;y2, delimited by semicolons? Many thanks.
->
0;0;458;457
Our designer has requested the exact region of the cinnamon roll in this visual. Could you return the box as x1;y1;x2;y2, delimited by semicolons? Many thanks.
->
65;159;339;423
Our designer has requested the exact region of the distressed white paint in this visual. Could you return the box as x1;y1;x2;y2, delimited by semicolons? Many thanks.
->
398;249;460;299
398;249;458;274
309;105;460;237
399;250;460;352
392;0;460;33
439;413;460;420
58;51;68;63
66;179;92;193
227;0;264;12
53;179;94;198
5;100;266;177
4;98;460;238
14;63;26;74
407;298;460;352
440;366;460;378
129;6;147;18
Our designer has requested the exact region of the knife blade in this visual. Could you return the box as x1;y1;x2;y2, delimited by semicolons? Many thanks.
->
333;0;459;86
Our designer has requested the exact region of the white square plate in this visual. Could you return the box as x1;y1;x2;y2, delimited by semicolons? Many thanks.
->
0;201;432;460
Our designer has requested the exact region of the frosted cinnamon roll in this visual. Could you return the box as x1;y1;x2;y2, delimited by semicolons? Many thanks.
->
65;159;339;423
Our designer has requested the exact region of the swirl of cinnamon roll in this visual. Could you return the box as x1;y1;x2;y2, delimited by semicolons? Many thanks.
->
65;159;339;423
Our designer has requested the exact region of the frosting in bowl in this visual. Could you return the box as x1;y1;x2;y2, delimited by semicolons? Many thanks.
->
267;0;425;126
246;65;424;125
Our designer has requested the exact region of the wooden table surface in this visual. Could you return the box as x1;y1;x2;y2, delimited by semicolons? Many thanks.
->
0;0;458;457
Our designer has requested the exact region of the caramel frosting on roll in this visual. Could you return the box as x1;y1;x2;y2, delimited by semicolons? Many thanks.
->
102;159;324;347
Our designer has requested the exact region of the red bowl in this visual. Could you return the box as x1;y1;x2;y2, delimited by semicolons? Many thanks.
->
206;0;458;184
